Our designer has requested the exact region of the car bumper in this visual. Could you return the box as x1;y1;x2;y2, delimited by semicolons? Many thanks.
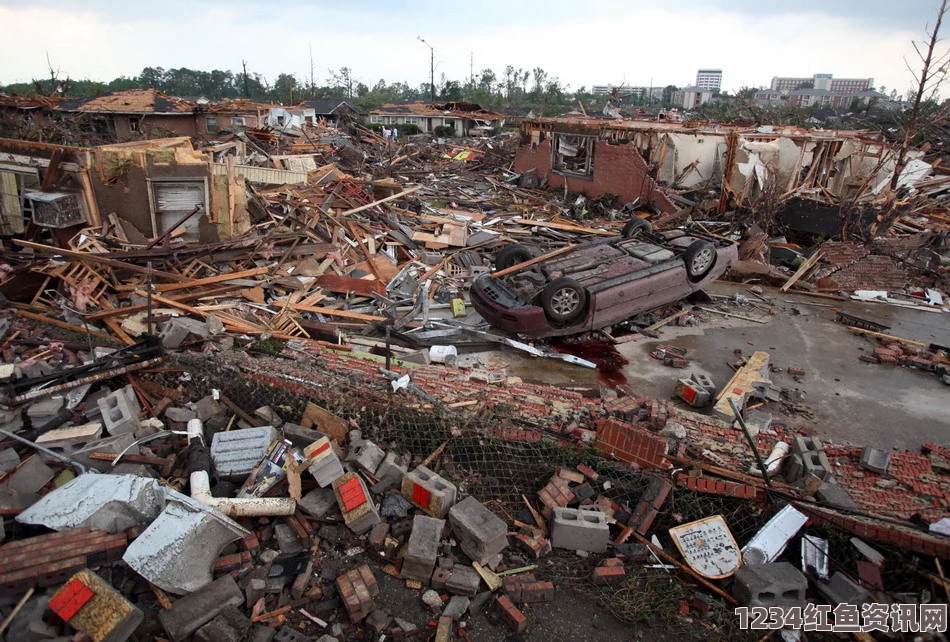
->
470;276;552;335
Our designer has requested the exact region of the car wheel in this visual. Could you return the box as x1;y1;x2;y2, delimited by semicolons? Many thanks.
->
683;241;717;282
621;218;653;238
495;244;536;271
541;278;588;324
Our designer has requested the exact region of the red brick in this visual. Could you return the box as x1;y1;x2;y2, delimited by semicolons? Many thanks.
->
592;566;626;586
496;595;527;633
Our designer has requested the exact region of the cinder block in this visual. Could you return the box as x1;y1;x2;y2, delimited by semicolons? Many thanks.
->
211;426;278;482
159;575;243;642
26;395;65;420
195;606;251;642
96;389;140;436
280;423;329;450
159;319;192;349
859;446;890;475
791;436;833;481
549;506;609;553
816;571;870;606
376;451;409;483
345;434;385;476
332;472;380;534
402;514;444;583
305;437;345;488
402;465;458;518
295;486;335;517
49;568;144;642
732;563;807;608
816;482;859;511
445;564;481;597
448;496;508;565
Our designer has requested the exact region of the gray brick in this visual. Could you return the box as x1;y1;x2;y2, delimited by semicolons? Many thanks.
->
816;482;859;511
402;514;444;583
448;496;508;565
859;446;890;475
97;388;140;436
195;606;251;642
298;487;337;518
445;565;481;597
816;571;870;607
733;562;807;608
345;435;385;476
211;426;278;482
159;318;192;349
550;506;609;553
159;575;244;642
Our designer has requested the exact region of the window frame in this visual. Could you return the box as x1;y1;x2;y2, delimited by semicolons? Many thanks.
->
551;133;595;178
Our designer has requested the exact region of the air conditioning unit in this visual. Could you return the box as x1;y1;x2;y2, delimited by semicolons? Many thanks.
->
23;190;88;229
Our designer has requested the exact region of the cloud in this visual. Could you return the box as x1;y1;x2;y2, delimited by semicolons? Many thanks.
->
0;1;932;96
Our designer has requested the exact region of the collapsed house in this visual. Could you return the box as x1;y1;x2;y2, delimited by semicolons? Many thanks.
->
513;117;917;218
368;102;506;136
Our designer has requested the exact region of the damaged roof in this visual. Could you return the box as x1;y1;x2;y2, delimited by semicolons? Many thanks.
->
201;98;283;114
301;99;363;115
59;89;195;115
0;94;66;110
370;101;505;121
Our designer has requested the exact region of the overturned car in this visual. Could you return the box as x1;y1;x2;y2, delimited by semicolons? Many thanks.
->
471;221;738;338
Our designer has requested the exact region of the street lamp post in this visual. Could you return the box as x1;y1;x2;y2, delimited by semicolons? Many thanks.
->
417;36;435;101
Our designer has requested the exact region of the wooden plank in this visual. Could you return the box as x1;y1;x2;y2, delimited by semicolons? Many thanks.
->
133;291;207;318
14;308;115;342
517;219;615;236
272;300;387;323
335;185;422;218
780;251;823;292
12;240;187;282
845;326;927;347
154;267;269;293
490;244;577;279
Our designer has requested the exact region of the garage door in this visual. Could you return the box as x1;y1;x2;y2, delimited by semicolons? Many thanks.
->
152;181;205;240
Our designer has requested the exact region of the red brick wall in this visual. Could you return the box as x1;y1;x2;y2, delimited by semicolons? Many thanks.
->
513;138;675;213
115;114;197;141
595;418;669;469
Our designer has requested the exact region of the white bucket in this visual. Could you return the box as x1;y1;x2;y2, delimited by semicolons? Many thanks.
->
429;345;458;364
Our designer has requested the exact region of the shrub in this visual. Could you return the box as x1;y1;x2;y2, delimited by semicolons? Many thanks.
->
434;125;455;137
365;122;422;135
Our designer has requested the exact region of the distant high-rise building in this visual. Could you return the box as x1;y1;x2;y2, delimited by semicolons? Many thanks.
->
695;69;722;91
770;74;873;95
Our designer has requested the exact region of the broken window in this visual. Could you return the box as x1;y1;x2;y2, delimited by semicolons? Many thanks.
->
276;115;285;126
205;115;218;131
129;117;140;133
552;134;595;177
231;116;245;126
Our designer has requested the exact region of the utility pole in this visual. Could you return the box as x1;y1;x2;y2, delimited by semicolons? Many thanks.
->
470;52;474;85
417;36;435;101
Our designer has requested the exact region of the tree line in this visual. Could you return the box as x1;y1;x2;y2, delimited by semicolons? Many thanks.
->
2;64;691;115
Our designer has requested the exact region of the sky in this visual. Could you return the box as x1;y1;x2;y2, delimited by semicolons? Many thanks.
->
0;0;945;96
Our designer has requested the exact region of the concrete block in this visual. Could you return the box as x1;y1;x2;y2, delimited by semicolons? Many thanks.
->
97;389;140;436
274;523;304;554
550;506;609;553
376;451;409;483
159;575;244;642
859;446;890;475
732;562;807;608
402;465;458;518
298;487;337;518
448;496;508;565
165;407;197;423
195;606;251;642
159;318;192;349
816;571;870;606
442;595;470;620
792;436;833;481
403;514;444;583
246;578;265;609
194;396;221;421
816;482;859;511
26;395;64;420
445;564;481;597
332;472;380;534
5;455;54;495
254;406;284;428
345;435;385;476
281;422;329;449
211;426;278;482
17;473;165;534
305;437;345;488
744;410;773;435
0;447;20;474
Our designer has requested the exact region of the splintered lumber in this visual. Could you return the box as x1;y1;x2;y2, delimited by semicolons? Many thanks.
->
490;244;577;279
154;267;270;292
336;185;422;218
13;308;116;342
780;251;823;292
13;239;187;282
519;219;615;236
845;326;927;347
314;274;385;296
272;300;387;323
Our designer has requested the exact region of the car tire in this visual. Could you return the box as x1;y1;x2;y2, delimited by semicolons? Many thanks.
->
540;277;588;324
621;218;653;238
683;241;717;282
495;244;536;271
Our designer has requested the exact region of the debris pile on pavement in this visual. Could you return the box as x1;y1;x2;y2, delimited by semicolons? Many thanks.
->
0;109;947;640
